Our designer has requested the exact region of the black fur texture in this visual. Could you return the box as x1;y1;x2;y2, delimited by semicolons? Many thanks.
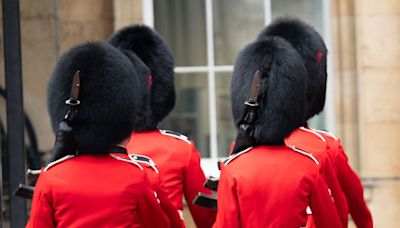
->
231;37;307;145
257;18;327;120
118;49;153;131
48;42;139;154
108;25;175;130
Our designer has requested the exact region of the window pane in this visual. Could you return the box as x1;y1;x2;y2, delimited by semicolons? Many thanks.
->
216;73;236;157
154;0;207;66
271;0;324;34
159;73;210;157
213;0;265;65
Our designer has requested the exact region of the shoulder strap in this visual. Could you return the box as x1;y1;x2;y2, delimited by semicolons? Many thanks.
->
109;154;143;170
159;129;192;144
312;129;338;140
129;154;159;173
288;146;319;165
223;147;253;166
44;155;75;172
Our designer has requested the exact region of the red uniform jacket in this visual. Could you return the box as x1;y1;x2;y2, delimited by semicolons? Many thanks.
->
214;145;342;228
285;127;349;227
313;129;373;228
126;130;216;228
27;152;170;228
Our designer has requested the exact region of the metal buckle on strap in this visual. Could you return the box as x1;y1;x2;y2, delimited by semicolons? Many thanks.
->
65;98;80;106
244;101;259;107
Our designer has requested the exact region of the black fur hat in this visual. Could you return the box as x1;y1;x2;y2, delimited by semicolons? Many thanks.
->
231;37;307;145
257;18;327;120
108;25;175;131
48;42;139;154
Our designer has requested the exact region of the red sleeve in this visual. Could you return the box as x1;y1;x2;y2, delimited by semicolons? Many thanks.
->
213;165;240;228
26;171;55;228
138;175;171;228
335;144;373;228
183;144;217;228
309;171;342;228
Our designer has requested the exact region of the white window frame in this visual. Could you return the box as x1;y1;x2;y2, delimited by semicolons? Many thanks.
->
144;0;334;177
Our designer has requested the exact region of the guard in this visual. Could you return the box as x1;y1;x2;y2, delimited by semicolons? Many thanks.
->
108;25;216;227
27;42;170;227
214;36;341;227
259;18;373;228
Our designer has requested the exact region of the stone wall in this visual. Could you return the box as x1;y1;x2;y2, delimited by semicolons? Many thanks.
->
0;0;114;153
333;0;400;226
355;0;400;226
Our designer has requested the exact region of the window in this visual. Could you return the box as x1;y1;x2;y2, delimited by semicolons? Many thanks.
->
148;0;333;176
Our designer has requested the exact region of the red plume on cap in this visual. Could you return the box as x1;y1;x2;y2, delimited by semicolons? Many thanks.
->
147;74;153;90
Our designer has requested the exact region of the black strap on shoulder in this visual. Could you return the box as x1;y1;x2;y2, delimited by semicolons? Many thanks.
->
231;71;262;155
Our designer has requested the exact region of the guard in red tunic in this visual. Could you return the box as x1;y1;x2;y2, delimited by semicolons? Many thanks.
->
108;25;216;228
214;36;342;228
27;42;170;228
259;18;373;228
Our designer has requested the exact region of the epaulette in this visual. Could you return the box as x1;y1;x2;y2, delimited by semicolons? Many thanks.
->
312;129;338;141
300;127;326;142
44;155;75;172
288;146;319;165
129;154;159;173
223;147;253;166
284;127;326;165
159;129;192;144
109;154;143;170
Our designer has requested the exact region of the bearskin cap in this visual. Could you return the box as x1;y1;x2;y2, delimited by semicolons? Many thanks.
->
231;37;307;145
108;25;175;130
257;18;327;120
47;42;140;154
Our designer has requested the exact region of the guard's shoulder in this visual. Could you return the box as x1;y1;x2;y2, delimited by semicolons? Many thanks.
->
129;154;159;173
109;154;144;171
299;127;327;142
159;129;192;144
223;147;253;166
287;145;320;165
44;155;75;172
311;129;339;141
284;127;327;157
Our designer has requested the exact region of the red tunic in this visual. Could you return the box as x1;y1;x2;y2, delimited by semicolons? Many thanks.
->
313;129;373;228
285;127;349;227
126;130;216;228
214;145;342;228
26;153;170;228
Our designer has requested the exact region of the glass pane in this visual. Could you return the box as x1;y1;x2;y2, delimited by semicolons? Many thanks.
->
213;0;265;65
271;0;326;129
154;0;207;66
216;73;236;157
271;0;324;34
159;73;210;157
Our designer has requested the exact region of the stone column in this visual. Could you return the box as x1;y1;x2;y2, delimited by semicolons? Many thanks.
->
332;0;360;169
113;0;143;30
355;0;400;226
